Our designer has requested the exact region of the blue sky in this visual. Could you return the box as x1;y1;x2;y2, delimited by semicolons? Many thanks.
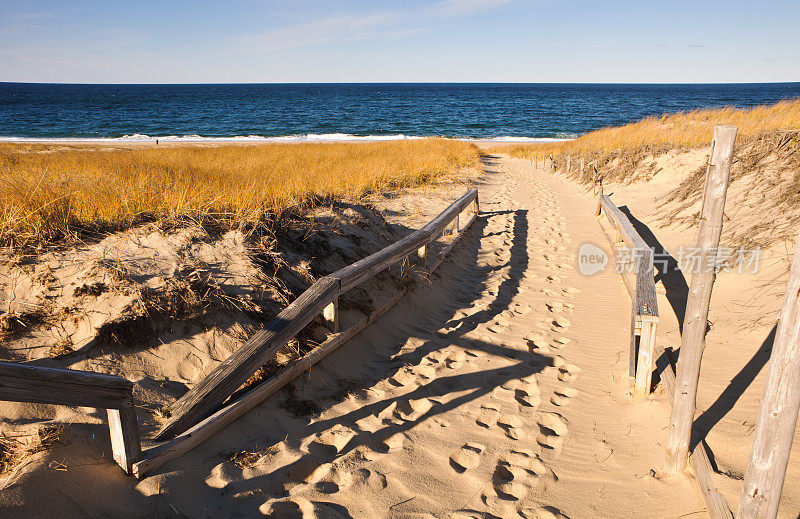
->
1;0;798;83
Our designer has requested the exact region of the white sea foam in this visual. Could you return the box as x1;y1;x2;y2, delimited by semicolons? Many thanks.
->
0;133;575;143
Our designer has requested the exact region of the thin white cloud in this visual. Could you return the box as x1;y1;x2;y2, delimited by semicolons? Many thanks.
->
431;0;516;16
234;0;521;55
234;13;411;53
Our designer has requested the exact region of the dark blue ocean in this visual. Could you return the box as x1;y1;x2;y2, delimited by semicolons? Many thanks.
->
1;83;798;141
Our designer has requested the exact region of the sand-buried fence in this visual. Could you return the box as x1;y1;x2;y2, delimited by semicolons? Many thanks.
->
0;188;479;478
594;186;659;400
0;361;141;473
589;125;800;518
133;187;480;476
591;128;734;518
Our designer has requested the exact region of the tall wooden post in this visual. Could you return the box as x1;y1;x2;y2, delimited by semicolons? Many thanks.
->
666;125;737;473
739;234;800;518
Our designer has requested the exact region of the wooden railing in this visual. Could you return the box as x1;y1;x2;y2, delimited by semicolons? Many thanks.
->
0;188;479;479
595;191;659;399
0;361;141;473
593;185;733;518
132;188;480;476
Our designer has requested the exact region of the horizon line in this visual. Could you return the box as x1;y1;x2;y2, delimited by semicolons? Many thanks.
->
2;81;800;86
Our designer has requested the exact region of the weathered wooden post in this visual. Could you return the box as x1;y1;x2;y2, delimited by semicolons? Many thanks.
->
739;234;800;518
666;125;737;473
108;405;142;473
565;155;571;176
580;157;585;179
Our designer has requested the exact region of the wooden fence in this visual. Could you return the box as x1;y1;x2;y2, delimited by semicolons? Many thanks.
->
0;361;141;473
134;187;479;475
595;189;659;399
591;125;800;518
592;167;733;519
0;188;479;479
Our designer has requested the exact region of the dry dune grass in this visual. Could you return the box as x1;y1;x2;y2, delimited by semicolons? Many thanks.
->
0;139;480;247
0;425;61;478
491;98;800;158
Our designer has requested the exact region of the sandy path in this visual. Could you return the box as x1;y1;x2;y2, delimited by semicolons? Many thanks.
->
222;156;704;517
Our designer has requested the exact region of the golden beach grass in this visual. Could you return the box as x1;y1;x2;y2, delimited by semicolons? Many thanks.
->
0;139;480;247
491;98;800;158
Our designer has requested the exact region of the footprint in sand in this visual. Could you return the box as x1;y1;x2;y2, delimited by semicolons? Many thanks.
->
515;380;542;408
504;449;553;481
377;401;398;422
450;442;486;472
259;497;315;517
413;364;438;381
537;412;568;451
355;414;383;433
552;317;571;329
552;336;571;348
445;350;467;369
205;461;240;489
545;301;565;313
350;468;388;492
380;431;405;452
551;387;578;406
311;424;356;454
395;397;434;421
487;323;506;334
557;364;581;382
492;461;529;500
497;414;525;440
476;404;500;428
389;367;418;387
513;303;533;315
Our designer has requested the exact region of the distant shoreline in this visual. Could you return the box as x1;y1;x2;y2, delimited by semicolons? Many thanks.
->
0;135;574;145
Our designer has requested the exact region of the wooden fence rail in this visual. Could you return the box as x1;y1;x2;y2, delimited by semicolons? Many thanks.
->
595;194;659;399
0;361;141;473
0;188;479;479
157;188;479;440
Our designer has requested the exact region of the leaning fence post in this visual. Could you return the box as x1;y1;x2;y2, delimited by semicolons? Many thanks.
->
666;125;737;473
739;234;800;518
107;401;141;474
